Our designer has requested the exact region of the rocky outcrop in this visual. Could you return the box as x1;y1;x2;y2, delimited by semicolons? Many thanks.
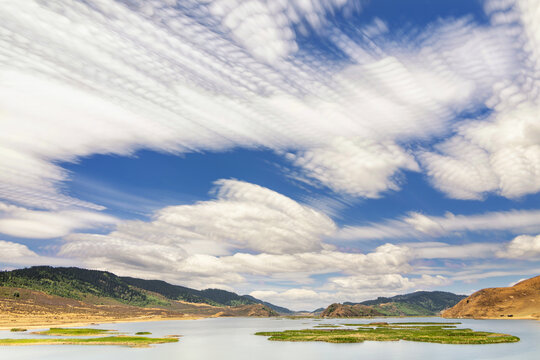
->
442;275;540;319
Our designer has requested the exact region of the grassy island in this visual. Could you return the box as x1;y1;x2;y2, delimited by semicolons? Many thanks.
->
0;336;179;347
256;322;520;345
32;328;116;336
1;327;179;347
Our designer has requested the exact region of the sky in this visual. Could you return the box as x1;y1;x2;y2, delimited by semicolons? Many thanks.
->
0;0;539;311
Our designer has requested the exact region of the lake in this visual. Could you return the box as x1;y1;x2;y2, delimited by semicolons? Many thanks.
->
1;317;539;359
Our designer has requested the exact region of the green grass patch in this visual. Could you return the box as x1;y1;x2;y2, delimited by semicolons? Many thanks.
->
33;328;115;336
0;336;179;348
135;332;152;335
10;328;26;332
342;322;458;329
393;322;462;325
256;322;520;345
313;324;342;328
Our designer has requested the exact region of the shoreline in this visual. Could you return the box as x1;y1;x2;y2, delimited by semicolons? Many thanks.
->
2;314;537;331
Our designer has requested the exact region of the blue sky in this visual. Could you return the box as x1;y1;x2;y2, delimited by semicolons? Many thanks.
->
0;0;539;310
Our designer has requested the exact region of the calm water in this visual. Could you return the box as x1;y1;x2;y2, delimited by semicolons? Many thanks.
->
1;317;539;360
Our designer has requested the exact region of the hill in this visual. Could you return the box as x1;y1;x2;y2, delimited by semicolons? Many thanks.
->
0;266;288;314
243;295;294;314
442;275;540;319
0;286;277;330
321;291;466;317
321;303;384;317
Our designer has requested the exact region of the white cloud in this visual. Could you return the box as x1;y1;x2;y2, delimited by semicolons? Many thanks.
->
0;202;117;239
94;179;336;255
209;0;296;64
250;288;318;301
508;278;527;287
209;0;360;64
0;0;523;212
287;138;419;198
0;240;75;267
337;209;540;240
0;240;38;259
421;0;540;200
56;179;413;287
420;105;540;199
328;273;415;291
224;243;411;276
328;273;450;293
60;235;412;288
498;234;540;259
408;242;500;259
249;273;450;310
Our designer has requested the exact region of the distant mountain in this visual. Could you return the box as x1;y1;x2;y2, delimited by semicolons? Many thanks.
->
442;275;540;319
322;291;466;317
355;291;467;316
0;266;290;314
311;307;325;315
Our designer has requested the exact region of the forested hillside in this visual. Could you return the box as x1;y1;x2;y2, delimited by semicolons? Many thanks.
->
0;266;290;313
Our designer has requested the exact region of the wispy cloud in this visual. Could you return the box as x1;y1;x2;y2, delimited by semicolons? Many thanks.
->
0;202;117;239
287;138;419;198
337;209;540;240
420;0;540;200
0;240;75;268
0;0;522;211
497;234;540;259
58;180;413;289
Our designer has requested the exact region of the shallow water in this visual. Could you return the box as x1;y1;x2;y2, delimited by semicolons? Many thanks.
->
1;317;539;360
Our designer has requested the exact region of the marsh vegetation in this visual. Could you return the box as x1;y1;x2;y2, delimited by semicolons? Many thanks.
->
0;327;179;348
0;336;178;347
32;328;115;336
256;322;520;344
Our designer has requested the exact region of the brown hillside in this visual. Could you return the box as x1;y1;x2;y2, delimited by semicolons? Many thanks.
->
321;303;384;318
0;287;277;329
442;275;540;320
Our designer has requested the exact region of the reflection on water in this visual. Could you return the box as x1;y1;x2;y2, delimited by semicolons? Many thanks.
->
1;317;539;360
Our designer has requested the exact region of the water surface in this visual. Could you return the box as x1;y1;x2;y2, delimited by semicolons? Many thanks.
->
1;317;538;360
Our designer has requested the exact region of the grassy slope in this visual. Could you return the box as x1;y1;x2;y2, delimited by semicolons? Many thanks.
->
371;302;434;316
0;267;167;307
